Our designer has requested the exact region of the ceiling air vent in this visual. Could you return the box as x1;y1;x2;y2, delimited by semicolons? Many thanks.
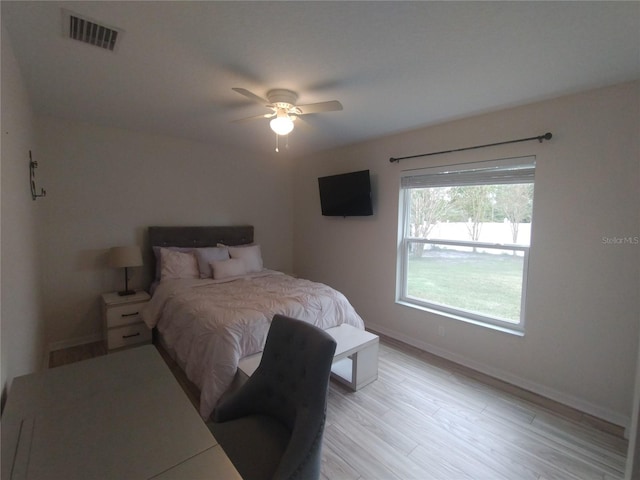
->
62;10;122;52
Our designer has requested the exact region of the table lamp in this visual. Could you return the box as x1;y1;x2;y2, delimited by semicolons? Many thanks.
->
109;246;143;296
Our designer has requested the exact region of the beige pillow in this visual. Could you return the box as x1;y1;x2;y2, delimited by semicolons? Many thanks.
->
160;248;199;280
228;244;263;273
210;258;248;279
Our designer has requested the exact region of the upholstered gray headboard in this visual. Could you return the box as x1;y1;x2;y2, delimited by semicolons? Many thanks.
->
147;225;254;280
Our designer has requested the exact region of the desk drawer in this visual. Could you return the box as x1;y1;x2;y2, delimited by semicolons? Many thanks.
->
107;323;151;350
106;302;147;328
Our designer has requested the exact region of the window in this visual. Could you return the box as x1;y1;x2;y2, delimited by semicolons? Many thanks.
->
397;156;535;334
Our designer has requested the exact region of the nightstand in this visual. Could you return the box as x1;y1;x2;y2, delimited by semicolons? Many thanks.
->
101;291;151;352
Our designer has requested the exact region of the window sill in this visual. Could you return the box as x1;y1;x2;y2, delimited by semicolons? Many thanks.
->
396;300;525;337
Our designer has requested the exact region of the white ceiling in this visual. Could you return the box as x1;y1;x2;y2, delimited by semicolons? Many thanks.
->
3;1;639;156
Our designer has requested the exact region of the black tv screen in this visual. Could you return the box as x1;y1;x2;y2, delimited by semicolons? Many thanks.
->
318;170;373;217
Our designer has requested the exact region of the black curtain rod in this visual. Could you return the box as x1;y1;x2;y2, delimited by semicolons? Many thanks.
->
389;132;552;163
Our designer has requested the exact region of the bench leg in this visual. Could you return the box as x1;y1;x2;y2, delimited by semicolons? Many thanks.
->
352;342;379;390
331;341;379;391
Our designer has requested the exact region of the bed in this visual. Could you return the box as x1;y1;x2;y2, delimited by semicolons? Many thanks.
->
142;226;365;419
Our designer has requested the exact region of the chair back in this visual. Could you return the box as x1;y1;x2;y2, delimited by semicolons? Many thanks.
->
212;315;337;480
253;315;337;432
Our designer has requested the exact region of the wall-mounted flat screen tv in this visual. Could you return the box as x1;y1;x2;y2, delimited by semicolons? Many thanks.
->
318;169;373;217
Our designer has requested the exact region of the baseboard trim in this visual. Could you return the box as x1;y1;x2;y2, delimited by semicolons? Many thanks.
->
367;322;630;433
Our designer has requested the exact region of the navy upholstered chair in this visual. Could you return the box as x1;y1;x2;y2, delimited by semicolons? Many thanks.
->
208;314;337;480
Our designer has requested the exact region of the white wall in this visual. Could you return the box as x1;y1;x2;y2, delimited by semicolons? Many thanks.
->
35;117;294;348
1;20;45;406
293;81;640;427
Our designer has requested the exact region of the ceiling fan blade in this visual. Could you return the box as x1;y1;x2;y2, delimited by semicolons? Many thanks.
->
290;114;312;131
232;88;268;105
295;100;343;115
231;112;274;123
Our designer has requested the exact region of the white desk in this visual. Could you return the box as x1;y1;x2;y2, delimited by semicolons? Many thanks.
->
1;346;241;480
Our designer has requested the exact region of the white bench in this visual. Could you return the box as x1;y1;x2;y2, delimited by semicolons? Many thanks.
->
237;324;379;391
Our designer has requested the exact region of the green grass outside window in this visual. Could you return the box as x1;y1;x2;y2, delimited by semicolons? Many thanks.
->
406;250;524;323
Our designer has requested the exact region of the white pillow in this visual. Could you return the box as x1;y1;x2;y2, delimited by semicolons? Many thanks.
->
160;248;199;280
194;247;230;278
210;258;248;279
228;244;263;273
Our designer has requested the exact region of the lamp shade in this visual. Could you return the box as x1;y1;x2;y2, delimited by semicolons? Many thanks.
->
109;246;143;268
269;109;294;136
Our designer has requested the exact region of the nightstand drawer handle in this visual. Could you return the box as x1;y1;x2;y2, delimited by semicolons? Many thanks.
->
122;332;141;339
121;312;139;318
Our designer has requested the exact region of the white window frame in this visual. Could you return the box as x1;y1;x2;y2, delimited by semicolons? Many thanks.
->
397;156;535;335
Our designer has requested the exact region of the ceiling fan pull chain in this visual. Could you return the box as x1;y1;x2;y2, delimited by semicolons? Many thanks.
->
275;133;279;153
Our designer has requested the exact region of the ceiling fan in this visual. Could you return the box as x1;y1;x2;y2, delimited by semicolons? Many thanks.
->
232;88;343;139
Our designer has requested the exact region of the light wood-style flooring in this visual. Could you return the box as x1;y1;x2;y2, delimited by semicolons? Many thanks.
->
48;341;106;367
322;338;626;480
49;338;627;479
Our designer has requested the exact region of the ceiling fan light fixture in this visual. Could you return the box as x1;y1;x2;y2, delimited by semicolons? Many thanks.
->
231;87;342;148
270;109;294;136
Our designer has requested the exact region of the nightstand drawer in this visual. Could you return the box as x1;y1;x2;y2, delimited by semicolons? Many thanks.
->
107;323;152;350
106;302;147;328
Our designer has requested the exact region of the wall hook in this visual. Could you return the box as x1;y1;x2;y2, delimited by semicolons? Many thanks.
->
29;150;46;200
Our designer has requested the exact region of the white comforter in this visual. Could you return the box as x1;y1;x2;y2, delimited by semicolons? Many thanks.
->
142;270;364;419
